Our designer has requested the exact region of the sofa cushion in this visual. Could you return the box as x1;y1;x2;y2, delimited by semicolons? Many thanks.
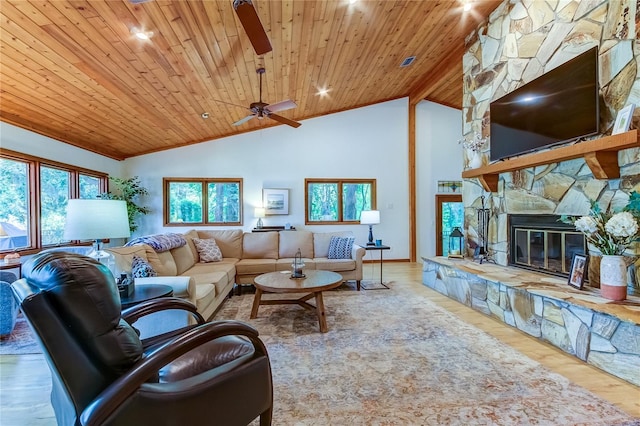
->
131;255;157;278
328;236;355;259
151;251;178;276
235;259;276;275
107;244;160;276
196;229;243;259
193;238;223;263
313;231;354;258
171;244;197;275
279;230;313;258
314;258;356;272
242;232;278;259
183;229;200;261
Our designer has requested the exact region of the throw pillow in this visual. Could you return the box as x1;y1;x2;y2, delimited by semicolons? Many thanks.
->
193;238;223;263
327;236;355;259
131;255;157;278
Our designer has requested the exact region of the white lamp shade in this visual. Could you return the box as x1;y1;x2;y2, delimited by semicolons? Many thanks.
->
64;199;131;241
254;207;266;218
360;210;380;225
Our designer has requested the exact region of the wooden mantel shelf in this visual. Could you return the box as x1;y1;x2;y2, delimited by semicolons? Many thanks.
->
462;129;640;192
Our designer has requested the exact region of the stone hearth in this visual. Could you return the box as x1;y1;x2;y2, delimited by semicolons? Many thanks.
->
422;257;640;387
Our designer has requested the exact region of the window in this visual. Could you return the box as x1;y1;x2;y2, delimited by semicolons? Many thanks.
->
306;179;376;224
0;149;108;253
164;178;243;226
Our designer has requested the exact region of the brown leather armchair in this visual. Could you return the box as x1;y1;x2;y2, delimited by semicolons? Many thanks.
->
12;251;273;425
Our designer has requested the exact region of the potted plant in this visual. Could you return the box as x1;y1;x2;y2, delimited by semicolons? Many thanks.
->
101;176;150;234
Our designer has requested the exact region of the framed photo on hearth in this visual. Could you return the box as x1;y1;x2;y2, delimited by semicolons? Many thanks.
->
263;188;289;215
568;253;588;289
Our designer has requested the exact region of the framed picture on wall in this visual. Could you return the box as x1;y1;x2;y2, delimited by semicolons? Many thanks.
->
263;188;289;215
568;253;588;290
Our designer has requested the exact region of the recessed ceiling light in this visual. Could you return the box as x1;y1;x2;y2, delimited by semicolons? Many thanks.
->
349;0;358;4
131;28;153;40
463;1;472;11
316;87;330;97
201;112;210;119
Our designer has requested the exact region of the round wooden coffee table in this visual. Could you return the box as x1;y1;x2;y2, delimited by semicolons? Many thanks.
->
252;270;343;333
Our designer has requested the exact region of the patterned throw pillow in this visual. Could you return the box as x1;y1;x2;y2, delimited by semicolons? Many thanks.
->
327;236;355;259
131;255;157;278
193;238;223;263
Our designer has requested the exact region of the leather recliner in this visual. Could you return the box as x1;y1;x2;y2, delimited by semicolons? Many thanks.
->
12;251;273;425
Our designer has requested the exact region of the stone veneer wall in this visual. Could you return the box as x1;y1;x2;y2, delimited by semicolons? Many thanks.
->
422;258;640;386
462;0;640;264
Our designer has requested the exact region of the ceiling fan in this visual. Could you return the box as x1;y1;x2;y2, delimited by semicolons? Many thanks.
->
232;0;272;55
230;68;301;128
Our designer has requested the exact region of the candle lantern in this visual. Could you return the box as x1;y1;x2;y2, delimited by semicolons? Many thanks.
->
448;227;464;258
291;248;306;278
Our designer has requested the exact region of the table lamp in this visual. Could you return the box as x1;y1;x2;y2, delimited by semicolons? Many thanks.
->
64;199;131;274
360;210;380;246
255;207;266;229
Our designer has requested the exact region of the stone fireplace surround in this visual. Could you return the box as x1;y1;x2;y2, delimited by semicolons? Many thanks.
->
422;257;640;387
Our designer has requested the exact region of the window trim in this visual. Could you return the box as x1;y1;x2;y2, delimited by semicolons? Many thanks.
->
0;149;108;254
305;178;377;225
163;177;243;226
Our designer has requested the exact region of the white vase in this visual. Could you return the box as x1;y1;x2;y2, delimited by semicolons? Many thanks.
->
467;150;483;169
599;255;627;301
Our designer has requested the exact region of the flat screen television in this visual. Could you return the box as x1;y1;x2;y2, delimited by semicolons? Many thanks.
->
489;46;599;162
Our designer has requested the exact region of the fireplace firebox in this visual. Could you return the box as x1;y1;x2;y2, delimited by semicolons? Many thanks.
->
509;214;586;277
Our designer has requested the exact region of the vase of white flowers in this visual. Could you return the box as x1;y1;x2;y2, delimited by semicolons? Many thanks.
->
563;200;640;300
459;132;486;169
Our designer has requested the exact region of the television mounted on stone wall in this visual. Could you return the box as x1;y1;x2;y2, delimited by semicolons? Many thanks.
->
489;46;600;162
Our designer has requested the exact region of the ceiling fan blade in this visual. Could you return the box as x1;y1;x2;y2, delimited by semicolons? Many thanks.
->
232;0;272;55
269;113;301;128
265;99;297;113
232;114;256;126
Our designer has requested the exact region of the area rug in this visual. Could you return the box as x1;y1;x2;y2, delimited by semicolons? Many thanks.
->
0;315;41;355
215;282;640;425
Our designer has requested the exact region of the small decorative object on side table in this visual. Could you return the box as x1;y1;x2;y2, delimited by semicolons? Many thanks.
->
117;273;134;298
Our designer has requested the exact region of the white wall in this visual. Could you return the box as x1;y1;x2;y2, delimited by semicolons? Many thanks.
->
1;99;462;261
415;101;463;259
124;98;412;259
0;122;124;177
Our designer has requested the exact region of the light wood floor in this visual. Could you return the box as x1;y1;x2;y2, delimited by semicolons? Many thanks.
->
1;263;638;425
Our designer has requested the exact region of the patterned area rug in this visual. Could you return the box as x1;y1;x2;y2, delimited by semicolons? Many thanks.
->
0;315;41;355
215;281;640;425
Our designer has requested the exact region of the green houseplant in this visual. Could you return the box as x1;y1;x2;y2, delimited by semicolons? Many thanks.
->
101;176;150;233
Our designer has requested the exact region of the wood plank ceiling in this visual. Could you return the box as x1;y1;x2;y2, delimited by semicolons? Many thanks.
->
0;0;501;160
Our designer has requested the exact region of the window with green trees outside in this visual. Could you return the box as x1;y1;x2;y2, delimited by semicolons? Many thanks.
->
306;179;376;224
164;178;242;226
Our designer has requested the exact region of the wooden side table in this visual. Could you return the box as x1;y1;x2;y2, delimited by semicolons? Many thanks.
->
120;284;173;309
361;244;391;289
0;260;23;280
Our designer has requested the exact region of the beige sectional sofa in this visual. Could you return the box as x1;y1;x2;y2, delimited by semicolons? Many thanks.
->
108;229;365;320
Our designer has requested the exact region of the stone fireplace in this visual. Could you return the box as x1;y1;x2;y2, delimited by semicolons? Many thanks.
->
508;214;586;278
460;1;639;268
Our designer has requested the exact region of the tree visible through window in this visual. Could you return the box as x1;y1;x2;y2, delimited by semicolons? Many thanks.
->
0;150;108;253
164;178;242;226
306;179;376;224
